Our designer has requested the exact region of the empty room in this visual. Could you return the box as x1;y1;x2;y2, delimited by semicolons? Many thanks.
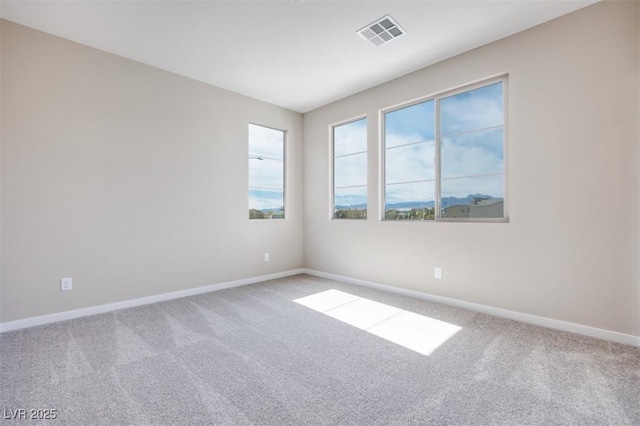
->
1;0;639;424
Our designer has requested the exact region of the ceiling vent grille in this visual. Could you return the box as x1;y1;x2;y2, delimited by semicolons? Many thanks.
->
356;15;406;46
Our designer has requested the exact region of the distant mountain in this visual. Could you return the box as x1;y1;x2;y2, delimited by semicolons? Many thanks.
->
257;207;284;213
386;201;434;209
335;203;367;210
441;194;496;208
336;194;498;210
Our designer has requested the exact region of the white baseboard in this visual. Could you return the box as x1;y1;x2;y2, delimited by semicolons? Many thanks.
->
4;267;638;347
0;269;304;333
303;269;640;347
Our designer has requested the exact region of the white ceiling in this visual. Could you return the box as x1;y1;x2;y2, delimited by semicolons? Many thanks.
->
0;0;598;113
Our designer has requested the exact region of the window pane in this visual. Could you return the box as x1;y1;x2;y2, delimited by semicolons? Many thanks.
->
249;124;284;160
385;141;435;185
248;158;283;190
249;189;284;219
385;100;435;148
440;175;504;218
440;127;503;179
334;186;367;219
438;80;505;220
334;152;367;188
249;124;284;220
440;82;503;136
385;181;435;221
334;118;367;157
333;118;367;220
383;99;436;221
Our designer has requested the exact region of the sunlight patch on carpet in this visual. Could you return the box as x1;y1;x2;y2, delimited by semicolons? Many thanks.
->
294;289;461;356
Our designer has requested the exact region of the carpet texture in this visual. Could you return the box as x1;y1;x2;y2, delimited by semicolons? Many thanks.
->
1;274;638;425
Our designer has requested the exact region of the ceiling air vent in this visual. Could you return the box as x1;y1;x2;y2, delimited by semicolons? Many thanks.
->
356;15;406;47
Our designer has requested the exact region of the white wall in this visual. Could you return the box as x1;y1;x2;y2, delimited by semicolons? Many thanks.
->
0;20;303;323
304;1;640;336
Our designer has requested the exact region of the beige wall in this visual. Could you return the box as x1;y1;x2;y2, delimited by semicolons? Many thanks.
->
304;1;640;336
0;20;303;323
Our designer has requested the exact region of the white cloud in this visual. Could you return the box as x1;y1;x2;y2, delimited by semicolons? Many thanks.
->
335;153;367;188
440;82;504;135
384;128;503;204
334;119;367;156
249;124;284;160
386;181;434;205
386;140;435;184
249;158;283;190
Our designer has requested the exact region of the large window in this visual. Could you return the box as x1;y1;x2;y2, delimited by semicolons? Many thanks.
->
383;78;506;221
248;124;285;219
332;117;367;219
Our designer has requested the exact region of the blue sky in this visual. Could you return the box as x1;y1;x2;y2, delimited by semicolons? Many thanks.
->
384;82;504;206
252;82;504;212
333;118;367;156
440;82;503;136
385;100;434;146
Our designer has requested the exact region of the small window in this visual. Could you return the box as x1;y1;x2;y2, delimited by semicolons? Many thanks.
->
332;117;367;219
248;124;285;219
383;77;506;221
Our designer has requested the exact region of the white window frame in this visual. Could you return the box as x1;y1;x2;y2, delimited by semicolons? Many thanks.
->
380;75;509;223
330;115;368;220
248;122;287;220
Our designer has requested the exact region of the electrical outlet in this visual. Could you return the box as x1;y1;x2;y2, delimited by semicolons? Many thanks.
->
264;253;270;262
61;277;73;291
434;267;442;279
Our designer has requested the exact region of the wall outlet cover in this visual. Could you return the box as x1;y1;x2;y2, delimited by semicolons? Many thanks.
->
61;277;73;291
434;268;442;279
